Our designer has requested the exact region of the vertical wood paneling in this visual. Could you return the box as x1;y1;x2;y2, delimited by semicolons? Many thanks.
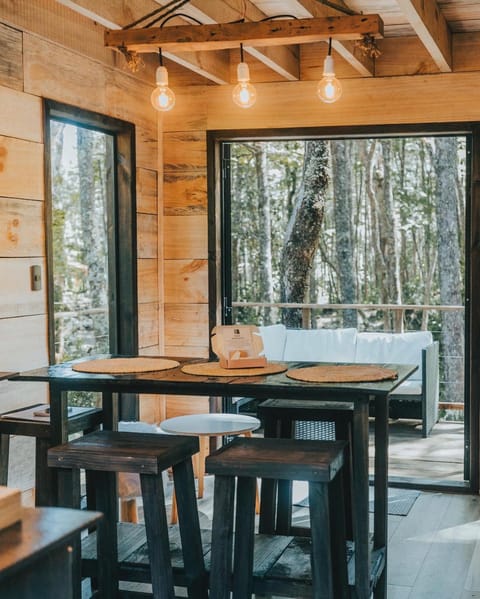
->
164;304;209;349
138;301;160;349
137;213;158;259
163;172;207;215
138;258;159;304
137;167;157;215
163;131;207;171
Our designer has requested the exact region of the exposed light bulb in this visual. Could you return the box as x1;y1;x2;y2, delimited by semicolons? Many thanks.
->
317;54;342;104
232;61;257;109
151;65;175;112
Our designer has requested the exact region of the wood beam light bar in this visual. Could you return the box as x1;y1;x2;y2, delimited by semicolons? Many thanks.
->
105;14;384;54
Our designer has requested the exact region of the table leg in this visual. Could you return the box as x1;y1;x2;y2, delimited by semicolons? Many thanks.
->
373;394;389;598
351;399;370;599
47;386;70;506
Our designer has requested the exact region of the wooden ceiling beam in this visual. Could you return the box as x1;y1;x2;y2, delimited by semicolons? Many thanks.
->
395;0;452;72
153;0;299;81
105;14;384;53
55;0;231;84
295;0;375;76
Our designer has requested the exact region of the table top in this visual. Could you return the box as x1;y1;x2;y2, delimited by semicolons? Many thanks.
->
0;507;102;581
9;356;417;402
0;372;16;381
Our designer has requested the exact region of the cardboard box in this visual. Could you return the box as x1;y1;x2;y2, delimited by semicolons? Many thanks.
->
0;486;22;531
211;325;268;369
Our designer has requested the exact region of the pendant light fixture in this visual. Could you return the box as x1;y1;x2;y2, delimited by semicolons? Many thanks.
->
232;43;257;109
151;48;175;112
317;38;342;104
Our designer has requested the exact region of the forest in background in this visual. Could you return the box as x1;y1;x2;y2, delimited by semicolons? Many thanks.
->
229;137;466;405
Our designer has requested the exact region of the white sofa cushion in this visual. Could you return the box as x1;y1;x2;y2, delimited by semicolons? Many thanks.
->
283;328;357;362
258;324;287;361
355;331;433;381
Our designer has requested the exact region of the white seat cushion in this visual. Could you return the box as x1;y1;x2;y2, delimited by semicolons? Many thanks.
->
283;328;357;362
354;331;433;381
391;380;422;396
258;324;287;361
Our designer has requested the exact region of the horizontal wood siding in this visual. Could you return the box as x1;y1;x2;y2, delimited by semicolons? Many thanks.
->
0;5;159;416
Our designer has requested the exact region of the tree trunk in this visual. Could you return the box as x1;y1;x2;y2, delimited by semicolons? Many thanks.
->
434;137;464;403
280;140;328;328
331;139;357;328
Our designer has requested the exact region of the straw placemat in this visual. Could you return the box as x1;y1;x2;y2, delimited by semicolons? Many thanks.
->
286;364;398;383
181;361;288;377
72;357;180;374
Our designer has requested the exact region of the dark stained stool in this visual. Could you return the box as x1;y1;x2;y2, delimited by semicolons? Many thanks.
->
206;436;349;599
48;430;208;599
257;398;354;538
0;403;103;506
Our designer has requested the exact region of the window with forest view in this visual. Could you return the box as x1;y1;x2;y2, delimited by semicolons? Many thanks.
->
49;121;113;364
228;136;466;412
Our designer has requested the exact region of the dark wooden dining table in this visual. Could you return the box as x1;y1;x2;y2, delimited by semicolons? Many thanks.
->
9;357;416;599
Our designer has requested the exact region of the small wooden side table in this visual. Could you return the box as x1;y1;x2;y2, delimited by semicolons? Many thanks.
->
0;507;102;599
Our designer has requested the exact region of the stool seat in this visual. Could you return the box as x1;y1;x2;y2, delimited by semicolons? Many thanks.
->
206;436;345;481
48;429;198;473
206;436;349;599
160;413;260;436
48;430;208;599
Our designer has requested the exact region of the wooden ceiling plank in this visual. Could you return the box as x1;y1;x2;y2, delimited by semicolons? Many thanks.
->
104;15;385;53
55;0;230;83
395;0;452;72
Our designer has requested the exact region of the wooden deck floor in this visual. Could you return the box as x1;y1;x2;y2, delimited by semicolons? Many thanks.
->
374;418;466;484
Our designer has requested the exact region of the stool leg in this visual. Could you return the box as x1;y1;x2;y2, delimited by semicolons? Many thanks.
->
210;474;236;599
140;472;176;599
308;481;333;598
232;476;256;598
197;436;208;499
36;438;55;507
91;470;119;599
328;471;349;598
172;458;209;599
0;434;9;485
259;415;278;534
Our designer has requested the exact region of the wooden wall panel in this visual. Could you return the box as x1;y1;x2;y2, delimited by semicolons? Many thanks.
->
23;34;107;113
0;258;47;318
138;301;159;349
164;304;209;349
138;258;159;304
164;215;208;259
137;168;157;215
0;23;23;91
0;198;44;257
163;131;207;172
105;69;156;132
0;138;44;200
0;87;43;143
0;315;48;371
135;124;158;171
137;213;158;259
165;395;210;419
164;259;208;304
163;172;207;215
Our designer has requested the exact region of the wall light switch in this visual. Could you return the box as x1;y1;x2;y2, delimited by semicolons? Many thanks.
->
30;265;42;291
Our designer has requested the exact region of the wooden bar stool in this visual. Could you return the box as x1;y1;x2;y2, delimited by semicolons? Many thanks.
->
159;413;261;523
47;430;208;599
0;403;103;506
257;398;354;538
206;436;349;599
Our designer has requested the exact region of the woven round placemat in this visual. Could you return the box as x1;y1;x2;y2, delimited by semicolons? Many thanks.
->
181;361;288;377
72;357;180;374
286;364;398;383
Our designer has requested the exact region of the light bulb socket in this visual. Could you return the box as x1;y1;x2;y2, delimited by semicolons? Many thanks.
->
323;55;335;76
237;62;250;83
155;65;169;86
